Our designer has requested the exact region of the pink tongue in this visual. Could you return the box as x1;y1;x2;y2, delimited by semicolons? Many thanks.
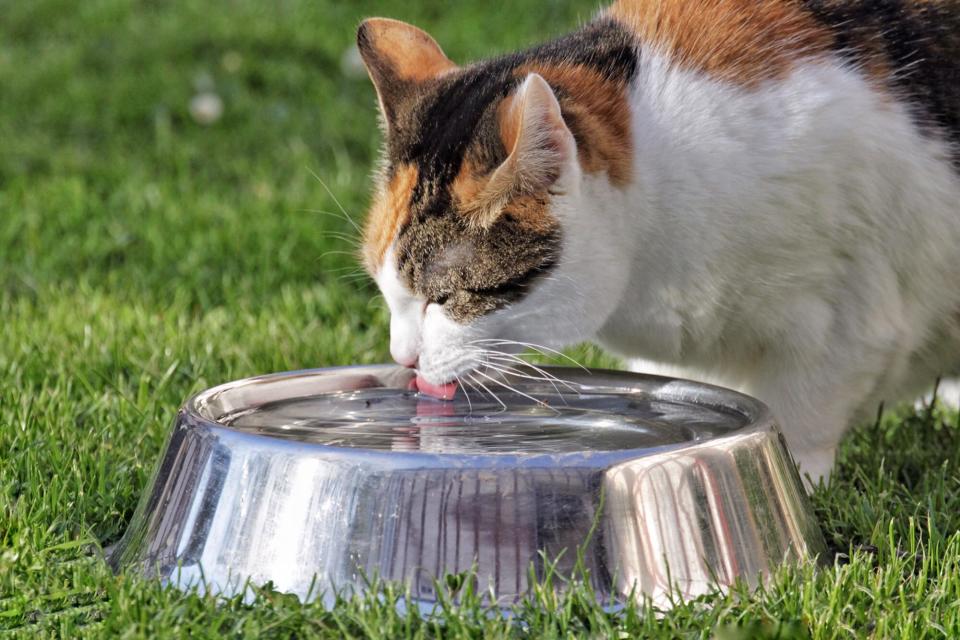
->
414;374;459;400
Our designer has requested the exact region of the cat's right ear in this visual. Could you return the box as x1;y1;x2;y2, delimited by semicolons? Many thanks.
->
357;18;456;130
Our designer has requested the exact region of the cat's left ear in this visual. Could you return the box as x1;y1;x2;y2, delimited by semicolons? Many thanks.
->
357;18;456;129
463;73;577;229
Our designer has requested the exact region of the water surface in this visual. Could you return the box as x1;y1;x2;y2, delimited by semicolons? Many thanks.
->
221;384;745;454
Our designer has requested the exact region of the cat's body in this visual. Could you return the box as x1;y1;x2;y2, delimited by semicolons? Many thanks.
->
356;0;960;484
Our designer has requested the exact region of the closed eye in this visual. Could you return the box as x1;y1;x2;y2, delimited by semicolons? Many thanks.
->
463;259;556;299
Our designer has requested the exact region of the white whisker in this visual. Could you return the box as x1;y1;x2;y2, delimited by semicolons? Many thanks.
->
302;208;363;235
470;339;590;372
464;345;581;395
459;374;484;402
480;360;568;401
482;354;579;395
319;231;362;247
454;373;472;413
467;372;507;411
472;368;554;410
305;165;361;233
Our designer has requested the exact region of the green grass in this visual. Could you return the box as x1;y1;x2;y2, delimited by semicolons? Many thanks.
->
2;0;959;637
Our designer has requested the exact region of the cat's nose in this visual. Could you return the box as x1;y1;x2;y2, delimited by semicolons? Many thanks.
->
394;354;418;368
390;345;419;368
389;313;422;368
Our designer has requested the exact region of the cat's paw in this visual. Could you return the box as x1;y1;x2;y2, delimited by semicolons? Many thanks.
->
915;378;960;412
790;448;836;493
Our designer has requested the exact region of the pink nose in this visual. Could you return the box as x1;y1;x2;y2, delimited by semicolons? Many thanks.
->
391;350;419;369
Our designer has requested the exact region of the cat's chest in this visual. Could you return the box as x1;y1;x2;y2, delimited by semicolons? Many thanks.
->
596;280;738;364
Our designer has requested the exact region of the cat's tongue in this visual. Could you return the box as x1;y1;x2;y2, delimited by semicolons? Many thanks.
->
414;374;459;400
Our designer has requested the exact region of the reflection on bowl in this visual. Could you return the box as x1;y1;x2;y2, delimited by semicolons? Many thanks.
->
109;365;825;609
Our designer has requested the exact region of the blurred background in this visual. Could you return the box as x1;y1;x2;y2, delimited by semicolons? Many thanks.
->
2;0;600;311
0;0;608;545
0;0;613;374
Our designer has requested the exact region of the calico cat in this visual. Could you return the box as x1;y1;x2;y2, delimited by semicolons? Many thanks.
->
355;0;960;484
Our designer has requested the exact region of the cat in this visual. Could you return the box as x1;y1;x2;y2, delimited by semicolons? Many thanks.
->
355;1;960;486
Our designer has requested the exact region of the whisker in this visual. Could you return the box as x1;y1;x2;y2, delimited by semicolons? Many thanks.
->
467;372;507;411
473;369;553;410
305;165;361;233
454;373;473;414
481;352;580;392
481;360;567;400
317;265;368;280
319;231;362;247
301;208;363;233
481;357;577;399
332;271;370;281
459;374;484;402
465;346;581;397
491;340;588;371
470;339;590;372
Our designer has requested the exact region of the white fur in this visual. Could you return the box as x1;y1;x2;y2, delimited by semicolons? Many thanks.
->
377;246;421;367
380;53;960;485
377;246;480;377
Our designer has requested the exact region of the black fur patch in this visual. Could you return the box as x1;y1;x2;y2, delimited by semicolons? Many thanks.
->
801;0;960;162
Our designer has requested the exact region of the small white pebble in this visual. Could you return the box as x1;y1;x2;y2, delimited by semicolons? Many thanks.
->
189;92;223;125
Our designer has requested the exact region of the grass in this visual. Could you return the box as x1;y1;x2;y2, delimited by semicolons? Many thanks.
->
1;0;959;637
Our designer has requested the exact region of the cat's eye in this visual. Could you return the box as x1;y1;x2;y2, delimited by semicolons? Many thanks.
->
431;294;450;306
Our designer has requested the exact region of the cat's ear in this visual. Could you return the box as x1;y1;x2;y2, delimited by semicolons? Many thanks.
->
465;73;576;229
357;18;456;128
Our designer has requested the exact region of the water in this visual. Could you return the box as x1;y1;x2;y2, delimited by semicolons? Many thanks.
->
220;384;746;454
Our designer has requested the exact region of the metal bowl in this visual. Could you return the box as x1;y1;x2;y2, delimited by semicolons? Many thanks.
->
109;365;825;609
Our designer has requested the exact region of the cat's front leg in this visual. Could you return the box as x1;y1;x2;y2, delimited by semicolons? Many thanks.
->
626;356;866;490
784;444;838;490
743;359;881;491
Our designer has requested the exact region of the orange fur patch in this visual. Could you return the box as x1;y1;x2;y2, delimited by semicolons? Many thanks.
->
450;158;487;212
607;0;833;85
451;157;556;233
497;93;524;156
363;163;418;271
359;18;456;83
501;194;557;234
517;63;633;185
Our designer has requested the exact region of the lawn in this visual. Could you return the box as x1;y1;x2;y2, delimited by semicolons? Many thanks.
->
2;0;960;637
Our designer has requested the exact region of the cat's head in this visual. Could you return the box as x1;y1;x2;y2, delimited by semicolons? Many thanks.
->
357;18;634;389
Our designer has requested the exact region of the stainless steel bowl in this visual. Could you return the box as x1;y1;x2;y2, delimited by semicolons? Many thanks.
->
110;365;825;609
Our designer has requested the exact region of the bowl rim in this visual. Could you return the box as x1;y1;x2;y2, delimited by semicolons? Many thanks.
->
179;364;778;462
